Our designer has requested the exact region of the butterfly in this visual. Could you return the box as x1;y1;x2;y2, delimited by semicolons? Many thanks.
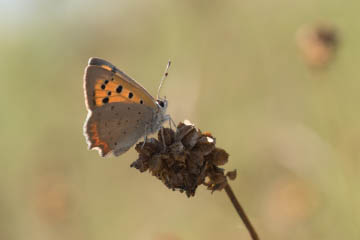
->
83;58;170;157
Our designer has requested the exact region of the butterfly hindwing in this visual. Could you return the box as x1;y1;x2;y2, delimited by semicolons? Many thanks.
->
84;102;154;157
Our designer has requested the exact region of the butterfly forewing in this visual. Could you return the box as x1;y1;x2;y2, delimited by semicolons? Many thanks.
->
84;65;157;110
88;57;156;104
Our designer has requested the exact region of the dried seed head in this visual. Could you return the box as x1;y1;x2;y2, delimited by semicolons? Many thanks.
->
209;148;229;166
131;120;236;197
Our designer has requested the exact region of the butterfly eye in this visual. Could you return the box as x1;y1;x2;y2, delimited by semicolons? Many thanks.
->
157;100;165;108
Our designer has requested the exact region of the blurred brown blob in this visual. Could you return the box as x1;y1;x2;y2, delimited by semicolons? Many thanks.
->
263;177;318;232
131;120;236;197
31;173;72;224
296;23;339;68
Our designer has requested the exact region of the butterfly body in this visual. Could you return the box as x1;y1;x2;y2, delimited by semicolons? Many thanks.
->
83;58;169;157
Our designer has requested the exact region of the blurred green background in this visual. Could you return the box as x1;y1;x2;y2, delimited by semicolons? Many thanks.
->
1;0;359;239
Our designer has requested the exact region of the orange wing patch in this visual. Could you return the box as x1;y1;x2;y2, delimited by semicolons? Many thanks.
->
88;122;111;156
97;64;112;72
93;75;152;107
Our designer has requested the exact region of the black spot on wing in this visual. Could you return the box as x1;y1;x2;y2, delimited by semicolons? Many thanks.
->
116;85;123;93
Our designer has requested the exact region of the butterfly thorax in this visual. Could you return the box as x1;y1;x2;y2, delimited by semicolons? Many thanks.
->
149;99;169;133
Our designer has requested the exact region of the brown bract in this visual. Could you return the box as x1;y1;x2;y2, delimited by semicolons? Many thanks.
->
131;120;236;197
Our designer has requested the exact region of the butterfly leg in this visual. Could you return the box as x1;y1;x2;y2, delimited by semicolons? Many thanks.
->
164;114;176;130
141;125;149;149
167;115;177;133
171;117;177;131
160;127;166;151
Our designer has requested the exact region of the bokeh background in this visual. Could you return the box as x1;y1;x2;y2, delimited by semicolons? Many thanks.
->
1;0;359;239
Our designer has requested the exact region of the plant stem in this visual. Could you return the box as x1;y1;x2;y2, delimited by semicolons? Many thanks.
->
224;184;260;240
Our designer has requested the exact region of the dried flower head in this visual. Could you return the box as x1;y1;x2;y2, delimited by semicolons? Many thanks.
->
131;120;236;197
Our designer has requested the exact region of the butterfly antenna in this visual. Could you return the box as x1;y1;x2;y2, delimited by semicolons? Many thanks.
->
157;59;171;99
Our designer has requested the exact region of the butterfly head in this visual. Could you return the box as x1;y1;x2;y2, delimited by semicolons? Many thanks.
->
156;97;168;113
